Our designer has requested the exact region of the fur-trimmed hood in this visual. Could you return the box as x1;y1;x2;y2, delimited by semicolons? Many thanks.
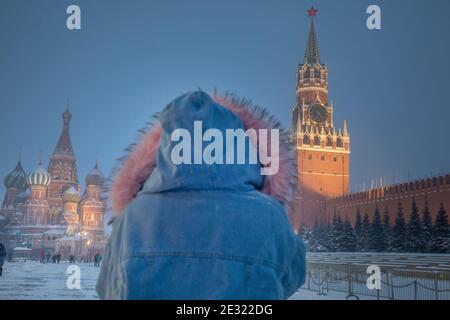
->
109;91;296;216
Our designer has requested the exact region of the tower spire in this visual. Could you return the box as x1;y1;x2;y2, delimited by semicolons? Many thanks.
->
304;7;320;65
54;108;74;156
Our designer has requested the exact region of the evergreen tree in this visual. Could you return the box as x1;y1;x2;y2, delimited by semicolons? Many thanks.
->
369;206;387;252
317;222;331;252
330;213;345;251
383;208;393;252
341;218;357;252
407;199;424;252
308;221;320;252
354;208;364;251
298;223;312;248
392;202;408;252
422;201;433;253
430;203;449;253
337;214;345;251
329;213;339;252
309;221;330;252
361;212;371;251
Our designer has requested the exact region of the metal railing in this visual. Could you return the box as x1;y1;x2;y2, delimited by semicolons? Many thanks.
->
305;262;450;300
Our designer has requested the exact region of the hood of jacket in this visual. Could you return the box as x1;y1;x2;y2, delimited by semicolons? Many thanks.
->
109;90;296;216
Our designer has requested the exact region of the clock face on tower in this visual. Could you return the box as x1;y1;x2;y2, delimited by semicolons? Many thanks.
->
308;103;327;124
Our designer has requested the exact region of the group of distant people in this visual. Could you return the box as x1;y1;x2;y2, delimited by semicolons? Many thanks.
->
69;253;102;266
38;250;102;266
40;251;61;264
0;243;103;279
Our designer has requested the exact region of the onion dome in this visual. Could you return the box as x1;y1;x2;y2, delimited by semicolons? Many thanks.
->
4;160;27;191
86;163;105;186
62;186;81;203
27;163;51;187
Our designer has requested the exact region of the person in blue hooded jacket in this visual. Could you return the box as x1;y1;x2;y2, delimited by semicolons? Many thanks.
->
97;91;306;300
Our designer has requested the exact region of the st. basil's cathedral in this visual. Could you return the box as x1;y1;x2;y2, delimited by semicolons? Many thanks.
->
0;108;106;260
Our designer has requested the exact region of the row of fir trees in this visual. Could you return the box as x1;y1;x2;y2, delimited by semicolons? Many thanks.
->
298;201;450;253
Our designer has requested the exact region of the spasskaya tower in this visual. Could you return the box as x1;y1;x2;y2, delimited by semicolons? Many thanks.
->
290;7;350;229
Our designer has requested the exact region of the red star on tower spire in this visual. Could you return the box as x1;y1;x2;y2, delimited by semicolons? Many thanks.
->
307;6;318;17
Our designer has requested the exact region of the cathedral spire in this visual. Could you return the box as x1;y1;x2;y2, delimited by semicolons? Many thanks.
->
304;7;321;65
54;108;74;156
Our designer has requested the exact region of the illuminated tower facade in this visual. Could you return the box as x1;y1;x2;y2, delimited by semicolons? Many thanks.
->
62;186;81;236
47;108;80;223
290;8;350;229
80;163;105;237
24;163;51;225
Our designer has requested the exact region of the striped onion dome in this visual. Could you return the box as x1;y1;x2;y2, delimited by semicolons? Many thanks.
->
27;163;51;187
86;163;105;186
4;160;27;191
62;186;81;203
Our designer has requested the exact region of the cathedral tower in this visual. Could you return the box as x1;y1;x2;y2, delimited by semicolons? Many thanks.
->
290;8;350;229
24;162;51;225
80;163;105;236
2;159;27;209
62;186;81;236
47;107;80;223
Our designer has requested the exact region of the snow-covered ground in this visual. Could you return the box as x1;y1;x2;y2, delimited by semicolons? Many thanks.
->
0;261;347;300
0;261;100;300
4;257;447;300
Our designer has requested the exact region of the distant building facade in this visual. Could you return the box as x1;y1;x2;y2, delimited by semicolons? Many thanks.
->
0;108;106;260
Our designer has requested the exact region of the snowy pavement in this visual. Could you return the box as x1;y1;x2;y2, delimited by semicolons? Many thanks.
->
0;261;334;300
0;261;365;300
0;261;100;300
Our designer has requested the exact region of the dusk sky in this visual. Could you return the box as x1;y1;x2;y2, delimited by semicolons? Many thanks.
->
1;0;449;196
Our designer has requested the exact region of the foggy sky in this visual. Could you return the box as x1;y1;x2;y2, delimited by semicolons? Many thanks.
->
1;0;449;196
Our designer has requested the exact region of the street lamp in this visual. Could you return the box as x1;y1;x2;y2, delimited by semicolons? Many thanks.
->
77;227;89;260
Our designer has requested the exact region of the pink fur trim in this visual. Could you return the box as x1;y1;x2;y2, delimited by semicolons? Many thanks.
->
213;95;296;207
110;122;162;214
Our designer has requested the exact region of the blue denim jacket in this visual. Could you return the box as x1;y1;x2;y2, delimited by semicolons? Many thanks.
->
96;91;306;299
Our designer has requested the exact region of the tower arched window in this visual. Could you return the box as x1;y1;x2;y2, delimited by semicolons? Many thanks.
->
303;69;310;79
303;134;310;145
314;135;320;146
315;69;320;78
336;138;343;148
326;136;333;147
